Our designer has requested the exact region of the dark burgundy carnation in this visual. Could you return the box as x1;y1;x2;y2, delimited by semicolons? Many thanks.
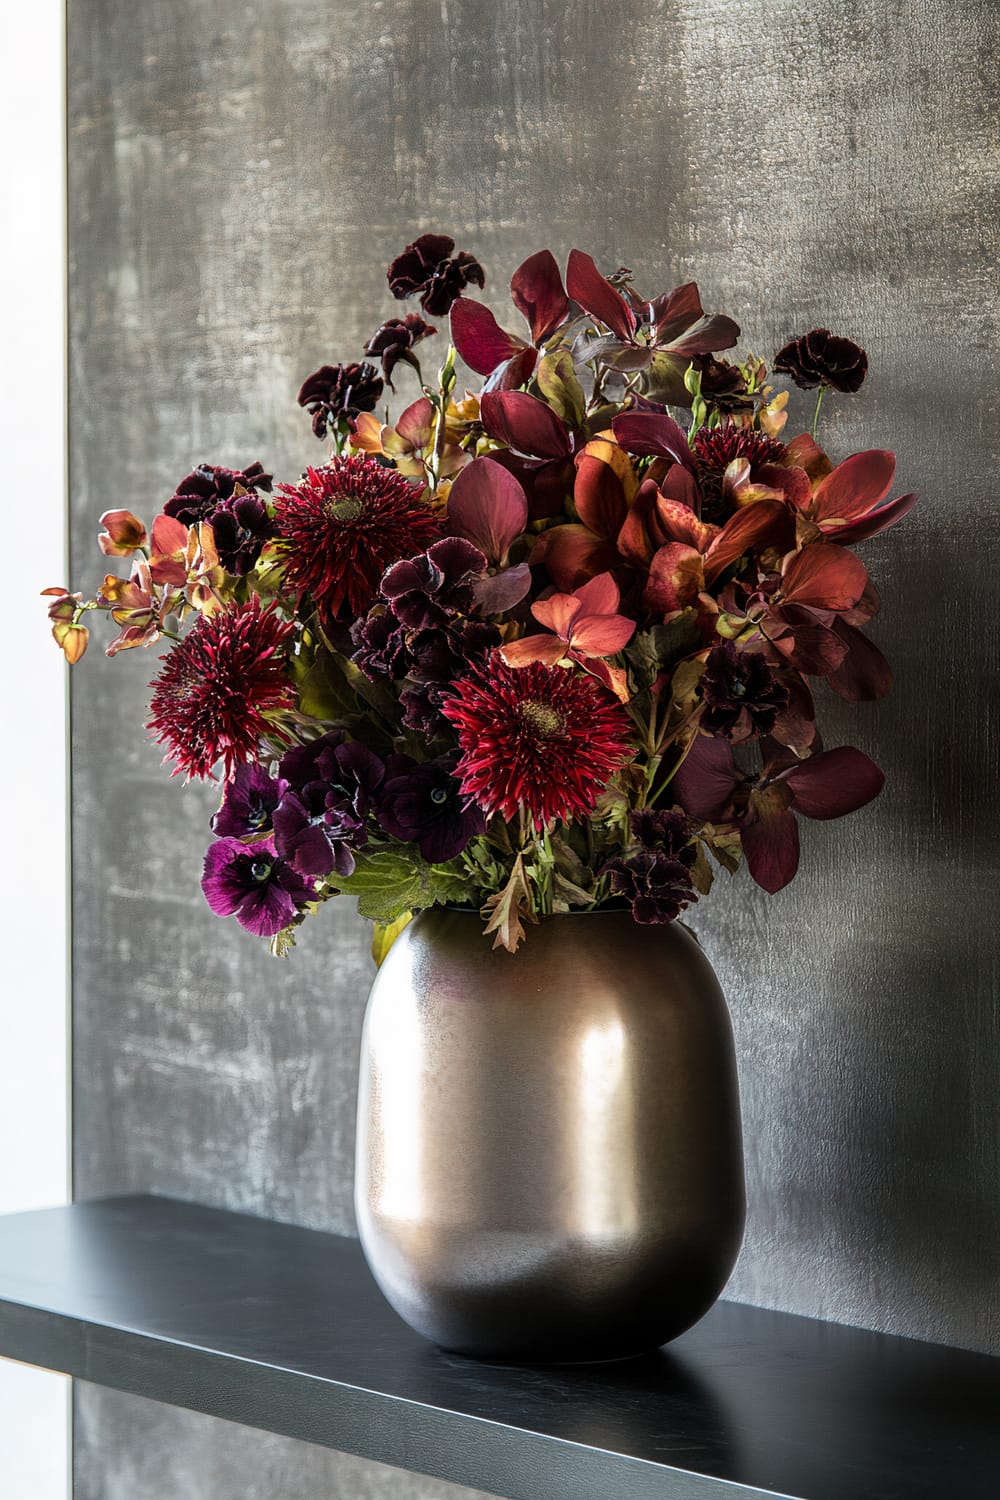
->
164;462;273;526
603;849;696;925
209;491;274;576
701;642;789;741
350;608;409;680
201;838;311;937
377;753;486;862
364;313;437;388
380;537;487;628
297;362;384;439
773;328;868;393
387;232;485;317
211;763;288;839
693;355;754;415
603;808;697;925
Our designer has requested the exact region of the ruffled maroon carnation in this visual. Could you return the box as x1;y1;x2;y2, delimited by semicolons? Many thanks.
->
273;456;440;625
364;313;437;388
297;362;384;440
163;462;273;526
387;232;485;317
441;656;632;829
773;329;868;393
147;598;296;781
701;642;789;740
210;491;274;576
603;808;698;925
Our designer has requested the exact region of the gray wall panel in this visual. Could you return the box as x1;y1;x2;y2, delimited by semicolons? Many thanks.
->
69;0;1000;1495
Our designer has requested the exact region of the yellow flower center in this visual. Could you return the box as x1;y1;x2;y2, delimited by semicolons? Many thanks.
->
520;701;563;737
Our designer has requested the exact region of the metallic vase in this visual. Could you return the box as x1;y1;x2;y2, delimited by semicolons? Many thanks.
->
355;907;745;1362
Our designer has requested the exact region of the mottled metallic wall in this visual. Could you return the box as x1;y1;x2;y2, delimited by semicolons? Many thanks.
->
69;0;1000;1495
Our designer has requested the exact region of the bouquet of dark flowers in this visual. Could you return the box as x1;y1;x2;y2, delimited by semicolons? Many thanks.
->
46;235;915;956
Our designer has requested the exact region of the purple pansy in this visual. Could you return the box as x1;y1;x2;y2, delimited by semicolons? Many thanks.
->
211;764;288;839
378;754;486;862
201;838;311;936
272;781;358;878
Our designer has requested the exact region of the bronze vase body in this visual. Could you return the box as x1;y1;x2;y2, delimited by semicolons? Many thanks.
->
355;908;745;1362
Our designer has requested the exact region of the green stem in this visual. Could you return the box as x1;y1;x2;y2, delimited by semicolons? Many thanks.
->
811;384;826;439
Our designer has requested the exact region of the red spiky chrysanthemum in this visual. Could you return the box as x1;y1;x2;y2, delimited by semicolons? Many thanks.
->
147;597;296;781
441;656;633;828
273;455;440;625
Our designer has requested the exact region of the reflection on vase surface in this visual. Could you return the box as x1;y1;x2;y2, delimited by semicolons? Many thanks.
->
356;908;745;1362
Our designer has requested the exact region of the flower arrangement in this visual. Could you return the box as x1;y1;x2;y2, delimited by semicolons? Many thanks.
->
46;235;916;956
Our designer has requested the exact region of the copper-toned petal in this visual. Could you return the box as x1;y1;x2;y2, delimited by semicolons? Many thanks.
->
811;449;896;523
782;432;833;483
826;619;893;701
510;249;569;343
611;411;698;473
450;299;527;376
766;604;850;676
574;451;629;539
650;282;704;344
830;491;918;546
533;523;620;591
780;745;884;818
780;541;868;611
743;787;799;892
447;455;528;565
479;390;571;460
500;633;567;667
704;500;789;583
566;249;637;341
572;571;621;617
643;543;705;615
569;613;636;657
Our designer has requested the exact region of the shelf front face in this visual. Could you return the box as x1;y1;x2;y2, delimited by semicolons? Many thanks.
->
0;1196;998;1500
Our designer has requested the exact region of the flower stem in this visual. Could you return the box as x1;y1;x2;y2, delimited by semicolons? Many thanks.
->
811;384;825;439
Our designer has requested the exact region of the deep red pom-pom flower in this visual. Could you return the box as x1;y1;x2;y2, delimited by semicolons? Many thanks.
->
147;597;296;781
441;656;632;828
274;456;441;625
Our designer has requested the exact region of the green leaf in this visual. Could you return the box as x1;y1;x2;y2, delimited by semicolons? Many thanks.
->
371;911;413;968
626;613;701;690
535;349;586;429
289;646;358;722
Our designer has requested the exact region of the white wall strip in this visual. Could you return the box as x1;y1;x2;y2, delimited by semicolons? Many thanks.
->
0;0;71;1496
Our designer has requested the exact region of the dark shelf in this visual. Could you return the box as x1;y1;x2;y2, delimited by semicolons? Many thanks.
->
0;1196;997;1500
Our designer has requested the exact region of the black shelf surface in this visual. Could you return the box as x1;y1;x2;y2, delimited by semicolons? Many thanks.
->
0;1196;997;1500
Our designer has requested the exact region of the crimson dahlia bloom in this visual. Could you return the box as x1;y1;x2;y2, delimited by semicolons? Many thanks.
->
274;456;440;624
441;656;632;828
147;597;296;781
202;838;311;936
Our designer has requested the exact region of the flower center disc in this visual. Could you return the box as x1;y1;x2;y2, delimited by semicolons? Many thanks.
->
520;701;564;737
327;495;364;523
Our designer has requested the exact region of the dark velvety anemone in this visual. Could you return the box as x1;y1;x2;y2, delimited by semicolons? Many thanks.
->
164;462;273;526
297;362;384;439
387;233;485;317
773;328;868;393
364;313;437;387
378;753;486;862
701;642;789;741
603;809;698;925
201;838;311;936
209;491;274;576
211;764;288;839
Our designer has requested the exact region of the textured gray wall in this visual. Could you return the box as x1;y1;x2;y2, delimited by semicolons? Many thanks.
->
69;0;1000;1495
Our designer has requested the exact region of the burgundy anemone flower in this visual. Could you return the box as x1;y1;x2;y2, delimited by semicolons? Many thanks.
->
147;597;296;781
201;838;311;936
387;232;485;317
441;656;632;828
163;462;273;526
773;329;868;393
377;753;486;861
297;362;384;439
273;455;441;625
211;763;288;839
672;735;884;893
364;314;437;388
